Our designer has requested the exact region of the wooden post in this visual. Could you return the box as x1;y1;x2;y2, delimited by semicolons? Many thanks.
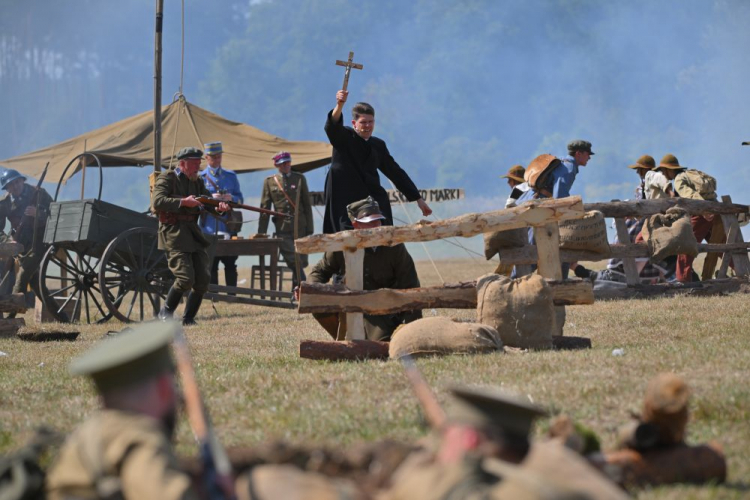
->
614;218;640;285
533;222;563;280
153;0;164;173
718;195;750;277
343;249;365;340
701;216;725;281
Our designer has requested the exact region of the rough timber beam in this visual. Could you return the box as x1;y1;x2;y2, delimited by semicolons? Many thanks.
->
297;279;594;315
295;196;585;254
583;198;748;218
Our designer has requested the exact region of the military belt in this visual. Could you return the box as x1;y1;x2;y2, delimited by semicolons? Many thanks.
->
158;212;199;224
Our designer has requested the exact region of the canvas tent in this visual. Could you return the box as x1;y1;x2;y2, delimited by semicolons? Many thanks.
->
0;96;332;183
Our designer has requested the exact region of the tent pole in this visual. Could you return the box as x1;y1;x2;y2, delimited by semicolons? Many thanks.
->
153;0;163;173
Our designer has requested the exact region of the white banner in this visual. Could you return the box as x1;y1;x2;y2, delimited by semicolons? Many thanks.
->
308;188;464;206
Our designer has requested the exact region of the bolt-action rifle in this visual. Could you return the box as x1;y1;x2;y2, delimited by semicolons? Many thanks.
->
172;323;235;500
195;195;291;219
399;354;447;430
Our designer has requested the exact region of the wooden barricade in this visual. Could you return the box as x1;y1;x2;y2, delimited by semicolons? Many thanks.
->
295;196;588;341
497;197;750;295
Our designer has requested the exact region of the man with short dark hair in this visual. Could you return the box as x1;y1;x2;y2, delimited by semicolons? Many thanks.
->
323;89;432;234
302;196;421;341
152;147;230;325
46;322;202;499
0;168;52;301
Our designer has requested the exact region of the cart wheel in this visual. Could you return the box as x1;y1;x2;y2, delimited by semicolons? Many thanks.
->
39;245;113;324
98;227;173;323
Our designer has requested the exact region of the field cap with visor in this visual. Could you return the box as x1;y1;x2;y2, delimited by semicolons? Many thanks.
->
500;165;526;183
347;196;386;223
567;140;595;156
204;141;223;156
176;147;203;161
273;151;292;165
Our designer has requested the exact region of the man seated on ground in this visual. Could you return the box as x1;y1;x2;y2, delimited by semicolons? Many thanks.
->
298;196;422;341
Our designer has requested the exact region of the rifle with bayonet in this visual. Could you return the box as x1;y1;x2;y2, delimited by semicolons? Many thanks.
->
172;323;235;500
399;354;447;430
195;195;291;219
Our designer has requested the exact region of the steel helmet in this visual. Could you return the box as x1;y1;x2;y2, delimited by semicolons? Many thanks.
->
0;169;26;190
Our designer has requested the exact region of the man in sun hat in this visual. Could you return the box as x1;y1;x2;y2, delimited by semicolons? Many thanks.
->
257;151;314;288
199;141;245;291
501;164;530;208
629;154;671;200
657;153;719;282
46;322;203;500
152;146;230;325
301;196;421;341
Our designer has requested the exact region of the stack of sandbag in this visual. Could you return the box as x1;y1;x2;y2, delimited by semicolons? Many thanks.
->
558;210;611;255
476;273;555;349
642;207;698;262
388;316;502;359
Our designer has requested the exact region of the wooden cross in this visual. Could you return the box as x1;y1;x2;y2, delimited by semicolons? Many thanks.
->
335;51;363;91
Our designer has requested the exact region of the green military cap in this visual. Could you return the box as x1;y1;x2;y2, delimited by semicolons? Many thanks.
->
70;321;178;393
347;196;386;223
500;165;526;182
628;154;656;170
176;147;204;160
658;153;685;170
447;386;546;440
567;140;594;156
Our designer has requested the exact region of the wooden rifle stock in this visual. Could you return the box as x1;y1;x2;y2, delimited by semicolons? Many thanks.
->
195;195;291;219
399;354;447;430
172;323;234;500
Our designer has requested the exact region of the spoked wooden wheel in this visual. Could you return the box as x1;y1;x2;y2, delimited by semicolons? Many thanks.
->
39;245;113;324
98;227;173;323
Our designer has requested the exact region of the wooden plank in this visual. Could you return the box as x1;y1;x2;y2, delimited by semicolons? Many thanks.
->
298;279;594;314
593;278;750;301
614;218;640;285
299;339;390;361
343;249;365;340
533;222;563;280
296;196;585;254
207;284;292;299
497;242;750;266
719;195;750;277
584;198;748;218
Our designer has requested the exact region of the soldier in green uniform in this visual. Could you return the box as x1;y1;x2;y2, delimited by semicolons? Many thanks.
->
384;386;629;500
301;196;421;341
46;322;203;500
256;151;314;288
0;168;53;302
152;147;231;325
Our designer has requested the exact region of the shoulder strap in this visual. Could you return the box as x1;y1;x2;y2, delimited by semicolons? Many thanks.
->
272;175;297;211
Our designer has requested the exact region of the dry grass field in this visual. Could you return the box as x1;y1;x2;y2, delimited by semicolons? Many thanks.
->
1;258;748;499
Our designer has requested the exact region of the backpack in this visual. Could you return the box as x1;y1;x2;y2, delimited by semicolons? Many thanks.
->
676;169;717;200
524;154;562;193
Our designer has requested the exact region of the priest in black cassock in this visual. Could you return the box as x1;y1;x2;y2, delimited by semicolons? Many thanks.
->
323;89;432;234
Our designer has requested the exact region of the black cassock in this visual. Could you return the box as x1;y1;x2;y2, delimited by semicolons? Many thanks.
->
323;111;421;234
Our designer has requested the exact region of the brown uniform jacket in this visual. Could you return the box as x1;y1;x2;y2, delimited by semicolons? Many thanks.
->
0;183;52;251
46;409;200;500
151;170;213;252
257;172;313;236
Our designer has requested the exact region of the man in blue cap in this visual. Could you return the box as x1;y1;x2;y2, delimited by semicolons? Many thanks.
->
0;167;53;303
198;141;244;290
152;147;230;325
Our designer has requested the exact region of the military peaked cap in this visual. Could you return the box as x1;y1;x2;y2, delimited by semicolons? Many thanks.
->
177;147;204;160
204;142;223;156
347;196;385;223
447;385;546;440
70;321;178;393
567;140;595;156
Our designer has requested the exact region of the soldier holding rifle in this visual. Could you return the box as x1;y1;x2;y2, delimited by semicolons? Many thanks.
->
152;147;231;326
0;167;52;303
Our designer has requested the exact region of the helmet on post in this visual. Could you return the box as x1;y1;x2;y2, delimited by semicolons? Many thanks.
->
0;169;26;190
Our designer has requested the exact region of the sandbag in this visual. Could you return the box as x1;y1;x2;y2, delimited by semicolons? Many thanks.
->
483;227;528;259
558;210;611;254
642;207;698;263
476;273;554;350
388;316;502;359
